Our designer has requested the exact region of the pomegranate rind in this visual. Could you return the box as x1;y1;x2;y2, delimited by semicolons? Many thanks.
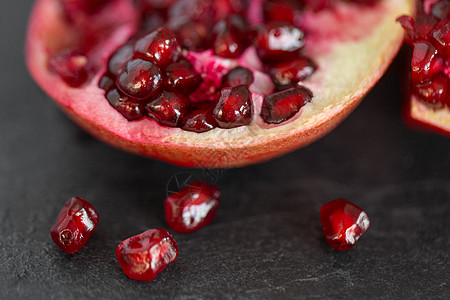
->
26;0;415;168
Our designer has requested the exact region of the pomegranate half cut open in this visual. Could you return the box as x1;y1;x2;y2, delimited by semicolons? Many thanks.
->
26;0;415;167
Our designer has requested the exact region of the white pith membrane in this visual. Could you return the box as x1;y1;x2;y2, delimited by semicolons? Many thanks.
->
26;0;415;167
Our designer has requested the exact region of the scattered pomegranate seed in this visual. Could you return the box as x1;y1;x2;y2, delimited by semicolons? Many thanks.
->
180;104;218;133
269;57;317;87
165;60;201;94
222;67;254;88
213;85;253;128
106;89;145;121
175;21;211;51
146;90;190;127
165;181;220;233
213;15;249;58
49;50;89;87
260;86;313;124
411;41;444;84
134;27;182;67
263;0;303;24
107;44;134;77
116;59;163;100
116;229;178;281
50;197;99;254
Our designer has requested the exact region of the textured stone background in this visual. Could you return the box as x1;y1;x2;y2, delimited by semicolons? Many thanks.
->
0;1;449;299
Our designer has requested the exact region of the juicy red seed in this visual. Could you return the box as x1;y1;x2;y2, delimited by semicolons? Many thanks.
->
140;11;166;33
252;22;305;62
263;0;303;24
107;44;134;77
146;90;189;127
269;57;317;87
165;181;220;233
213;85;253;128
168;0;217;28
134;27;182;67
116;59;162;100
397;15;416;45
432;0;450;20
49;50;89;87
222;67;254;88
50;197;99;254
320;199;370;251
165;60;201;94
175;21;211;51
116;229;178;282
180;104;218;133
415;74;449;108
431;21;450;59
98;75;115;91
106;89;145;121
411;41;444;84
260;86;313;124
414;15;438;41
213;15;249;58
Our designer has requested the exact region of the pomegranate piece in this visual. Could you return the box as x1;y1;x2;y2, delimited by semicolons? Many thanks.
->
252;22;305;62
48;50;88;87
107;44;134;77
320;199;370;251
260;86;313;124
98;75;115;91
263;0;303;24
180;104;218;133
146;90;189;127
165;181;220;233
50;197;99;254
116;59;163;100
106;89;145;121
134;27;182;67
165;60;201;94
414;74;449;108
222;67;254;88
213;85;253;128
175;21;211;51
116;229;178;281
411;41;443;84
213;15;249;58
269;57;317;87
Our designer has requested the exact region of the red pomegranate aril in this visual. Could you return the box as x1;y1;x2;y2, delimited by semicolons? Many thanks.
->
116;229;178;282
269;57;317;87
107;44;134;77
411;41;444;84
168;0;217;28
414;15;438;41
49;50;89;87
263;0;303;24
320;199;370;251
213;85;253;128
222;66;254;88
106;89;145;121
134;27;182;67
116;58;163;100
165;181;220;233
431;22;450;59
415;74;449;108
253;22;305;62
146;90;189;127
98;74;115;91
432;0;450;20
261;86;313;124
50;197;99;254
180;104;218;133
213;15;249;58
175;21;211;51
165;60;201;94
397;15;416;45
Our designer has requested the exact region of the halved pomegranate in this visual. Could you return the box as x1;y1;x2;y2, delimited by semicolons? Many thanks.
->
398;0;450;137
26;0;414;167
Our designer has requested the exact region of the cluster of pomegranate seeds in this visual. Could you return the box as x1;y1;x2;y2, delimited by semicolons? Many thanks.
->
165;181;221;233
48;50;89;88
116;229;178;281
320;199;370;251
50;197;99;254
398;0;450;109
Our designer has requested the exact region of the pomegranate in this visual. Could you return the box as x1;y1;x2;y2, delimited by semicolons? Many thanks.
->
398;0;450;136
26;0;414;167
50;197;99;254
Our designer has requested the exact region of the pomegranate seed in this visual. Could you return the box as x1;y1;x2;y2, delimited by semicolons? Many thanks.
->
168;0;217;28
222;67;254;88
414;15;438;41
165;181;220;233
397;15;416;45
263;0;303;24
411;41;444;84
431;21;450;59
180;104;218;133
116;229;178;282
50;197;99;254
320;199;370;251
106;89;145;121
49;50;89;87
252;22;305;62
134;27;182;67
107;44;134;77
260;86;313;124
432;0;450;20
213;15;249;58
98;75;115;91
269;57;317;87
165;60;201;94
415;74;449;108
175;21;211;51
213;85;253;128
116;59;163;100
146;90;189;127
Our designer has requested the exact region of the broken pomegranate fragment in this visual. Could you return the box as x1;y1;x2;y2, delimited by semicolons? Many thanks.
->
50;197;99;254
116;229;178;281
320;199;370;251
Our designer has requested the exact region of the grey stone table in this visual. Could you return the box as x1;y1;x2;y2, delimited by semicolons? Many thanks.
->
0;1;449;299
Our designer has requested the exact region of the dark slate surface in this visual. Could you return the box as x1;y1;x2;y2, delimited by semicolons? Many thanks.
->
1;1;449;299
